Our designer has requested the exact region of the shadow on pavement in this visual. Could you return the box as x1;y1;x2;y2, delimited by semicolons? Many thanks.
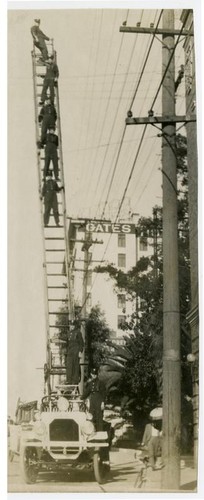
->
180;480;197;491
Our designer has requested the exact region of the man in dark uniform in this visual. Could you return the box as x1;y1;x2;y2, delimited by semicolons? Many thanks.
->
44;128;59;180
40;55;59;104
83;372;104;431
83;372;111;465
41;170;63;227
39;98;57;145
31;19;50;62
66;322;84;385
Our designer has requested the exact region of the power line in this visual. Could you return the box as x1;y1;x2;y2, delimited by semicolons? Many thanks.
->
90;9;141;204
129;10;163;111
83;10;124;198
79;10;105;191
99;10;162;218
151;10;190;110
113;11;191;222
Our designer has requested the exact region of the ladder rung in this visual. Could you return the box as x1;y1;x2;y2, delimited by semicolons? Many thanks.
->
50;369;66;374
46;249;65;252
44;225;64;229
48;299;68;302
37;93;56;98
49;312;68;314
45;237;64;240
49;324;67;328
48;285;66;289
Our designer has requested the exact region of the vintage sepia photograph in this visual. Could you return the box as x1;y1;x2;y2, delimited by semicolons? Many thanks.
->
7;1;201;495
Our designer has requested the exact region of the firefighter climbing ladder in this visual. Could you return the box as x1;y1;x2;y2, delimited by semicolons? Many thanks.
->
31;41;74;394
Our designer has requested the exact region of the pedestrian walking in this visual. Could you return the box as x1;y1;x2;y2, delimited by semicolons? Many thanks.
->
38;98;57;145
31;19;50;62
40;55;59;104
41;170;63;227
44;129;59;180
141;419;162;470
66;321;84;385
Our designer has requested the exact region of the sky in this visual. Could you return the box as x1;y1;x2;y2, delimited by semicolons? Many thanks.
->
6;2;201;421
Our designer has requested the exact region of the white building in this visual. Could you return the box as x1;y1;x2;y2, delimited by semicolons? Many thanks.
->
69;217;155;340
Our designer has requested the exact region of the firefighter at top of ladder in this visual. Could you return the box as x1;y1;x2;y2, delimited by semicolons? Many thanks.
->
31;18;50;64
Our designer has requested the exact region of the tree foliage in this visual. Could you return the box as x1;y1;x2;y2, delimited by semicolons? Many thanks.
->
85;305;113;376
97;133;192;416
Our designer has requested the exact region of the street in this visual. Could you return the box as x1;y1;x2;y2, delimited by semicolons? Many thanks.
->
8;448;197;493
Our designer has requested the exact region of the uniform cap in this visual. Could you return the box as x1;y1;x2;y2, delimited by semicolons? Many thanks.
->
34;19;40;23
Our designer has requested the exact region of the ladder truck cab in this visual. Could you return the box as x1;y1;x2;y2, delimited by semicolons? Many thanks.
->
19;384;110;484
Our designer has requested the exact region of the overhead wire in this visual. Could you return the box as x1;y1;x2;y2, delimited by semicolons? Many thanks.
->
82;10;122;199
102;11;161;207
99;10;163;219
151;10;190;110
90;8;137;203
79;10;105;194
77;9;132;298
79;12;130;209
113;10;191;223
77;9;192;310
79;12;164;308
73;12;97;172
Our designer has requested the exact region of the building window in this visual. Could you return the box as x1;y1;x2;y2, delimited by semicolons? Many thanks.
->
87;270;92;286
118;253;126;268
118;234;126;248
87;293;92;308
139;237;148;251
118;294;126;310
117;315;126;329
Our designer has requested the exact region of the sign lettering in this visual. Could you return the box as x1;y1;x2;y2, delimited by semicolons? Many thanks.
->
83;222;135;234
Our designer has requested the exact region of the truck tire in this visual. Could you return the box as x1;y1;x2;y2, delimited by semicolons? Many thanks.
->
20;446;38;484
93;451;108;484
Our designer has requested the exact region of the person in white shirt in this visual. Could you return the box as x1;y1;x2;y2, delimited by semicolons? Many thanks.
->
141;419;162;469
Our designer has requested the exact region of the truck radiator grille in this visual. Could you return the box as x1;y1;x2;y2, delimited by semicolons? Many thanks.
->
49;419;79;441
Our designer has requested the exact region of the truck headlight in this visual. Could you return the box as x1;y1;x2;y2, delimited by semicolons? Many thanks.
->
86;412;93;421
57;397;69;412
33;421;46;437
81;420;95;436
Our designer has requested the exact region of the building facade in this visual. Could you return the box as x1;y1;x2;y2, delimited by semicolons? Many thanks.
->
180;8;199;467
69;218;155;342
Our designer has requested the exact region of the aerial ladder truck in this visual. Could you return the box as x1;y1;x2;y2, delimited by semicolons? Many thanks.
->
9;38;111;483
31;40;77;396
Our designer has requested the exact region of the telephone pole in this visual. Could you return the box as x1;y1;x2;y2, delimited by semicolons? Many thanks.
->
79;232;92;394
122;11;191;488
161;10;181;489
79;230;103;393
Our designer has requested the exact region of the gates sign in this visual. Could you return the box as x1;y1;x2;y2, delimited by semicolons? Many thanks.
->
85;222;135;234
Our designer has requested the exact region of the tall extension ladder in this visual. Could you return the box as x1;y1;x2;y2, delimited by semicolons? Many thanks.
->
31;41;74;394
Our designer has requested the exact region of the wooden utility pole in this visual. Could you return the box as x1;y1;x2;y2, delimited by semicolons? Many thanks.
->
79;232;92;394
161;10;181;489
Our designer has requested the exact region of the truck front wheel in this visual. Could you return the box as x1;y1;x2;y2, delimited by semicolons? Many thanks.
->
20;446;38;484
93;450;109;484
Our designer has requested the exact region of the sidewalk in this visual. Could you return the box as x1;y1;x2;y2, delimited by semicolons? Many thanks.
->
110;448;197;492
